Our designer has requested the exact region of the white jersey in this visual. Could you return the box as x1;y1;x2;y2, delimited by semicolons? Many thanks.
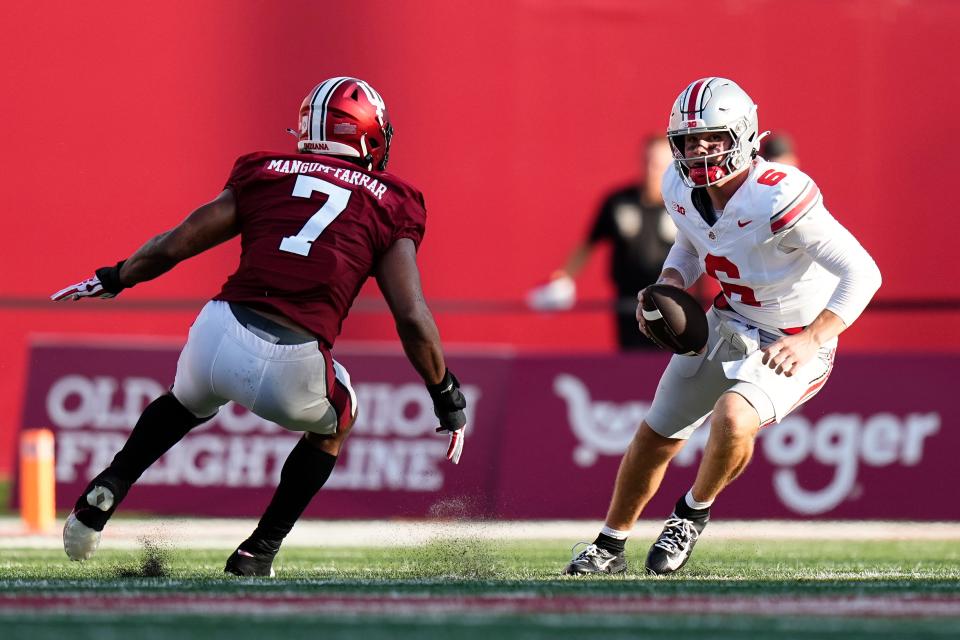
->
661;159;881;330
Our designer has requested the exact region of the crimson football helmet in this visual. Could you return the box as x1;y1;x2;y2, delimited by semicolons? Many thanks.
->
294;77;393;171
667;77;765;187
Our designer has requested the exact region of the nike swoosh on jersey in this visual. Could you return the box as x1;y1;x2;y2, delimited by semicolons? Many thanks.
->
737;220;752;227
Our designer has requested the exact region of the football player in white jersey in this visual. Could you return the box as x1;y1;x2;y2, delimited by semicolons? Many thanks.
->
564;77;881;576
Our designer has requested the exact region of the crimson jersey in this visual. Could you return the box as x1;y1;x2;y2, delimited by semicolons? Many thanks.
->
215;152;426;348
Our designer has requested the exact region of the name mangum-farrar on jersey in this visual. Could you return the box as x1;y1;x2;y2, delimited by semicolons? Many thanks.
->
265;159;389;200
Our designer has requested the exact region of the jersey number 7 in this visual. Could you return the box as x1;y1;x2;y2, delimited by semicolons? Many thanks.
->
279;175;353;256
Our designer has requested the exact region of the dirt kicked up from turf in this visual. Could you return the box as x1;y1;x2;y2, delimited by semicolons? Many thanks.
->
110;537;172;578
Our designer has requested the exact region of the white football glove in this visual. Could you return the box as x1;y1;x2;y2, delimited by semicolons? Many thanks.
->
50;275;116;301
428;370;467;465
51;262;128;301
526;272;576;311
445;427;465;465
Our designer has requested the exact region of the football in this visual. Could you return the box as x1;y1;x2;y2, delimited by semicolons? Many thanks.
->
640;284;709;355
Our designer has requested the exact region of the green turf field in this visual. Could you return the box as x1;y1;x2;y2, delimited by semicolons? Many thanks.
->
2;539;959;639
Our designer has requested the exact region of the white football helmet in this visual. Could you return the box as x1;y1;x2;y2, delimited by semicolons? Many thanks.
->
667;77;765;188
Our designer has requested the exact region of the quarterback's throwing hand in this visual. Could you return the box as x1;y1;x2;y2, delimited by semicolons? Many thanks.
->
50;262;128;302
427;369;467;464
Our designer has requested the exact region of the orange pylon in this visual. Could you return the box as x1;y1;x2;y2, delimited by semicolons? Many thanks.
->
20;429;56;533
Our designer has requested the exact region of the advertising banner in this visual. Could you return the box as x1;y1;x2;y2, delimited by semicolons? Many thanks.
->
19;341;509;518
495;354;954;519
18;340;956;519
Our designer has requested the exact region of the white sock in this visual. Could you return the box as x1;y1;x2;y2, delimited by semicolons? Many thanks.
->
685;489;714;511
599;525;631;540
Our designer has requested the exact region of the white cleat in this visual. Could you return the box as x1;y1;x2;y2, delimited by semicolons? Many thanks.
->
63;513;101;561
63;486;115;561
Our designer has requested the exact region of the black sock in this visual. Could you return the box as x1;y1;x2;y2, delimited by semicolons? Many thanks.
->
242;437;338;554
674;495;711;521
593;532;626;555
75;393;211;529
109;393;212;482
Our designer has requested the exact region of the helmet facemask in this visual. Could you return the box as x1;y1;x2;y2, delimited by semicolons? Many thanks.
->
666;78;762;188
365;121;393;172
669;122;754;188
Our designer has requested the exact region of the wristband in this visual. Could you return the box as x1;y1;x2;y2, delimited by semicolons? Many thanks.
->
94;260;128;295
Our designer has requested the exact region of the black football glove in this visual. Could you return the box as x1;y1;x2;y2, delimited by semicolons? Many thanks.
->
427;369;467;464
51;261;128;301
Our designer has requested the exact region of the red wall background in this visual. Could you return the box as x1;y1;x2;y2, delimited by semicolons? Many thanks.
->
2;0;959;474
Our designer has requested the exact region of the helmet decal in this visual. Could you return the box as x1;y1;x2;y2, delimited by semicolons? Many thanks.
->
355;81;386;128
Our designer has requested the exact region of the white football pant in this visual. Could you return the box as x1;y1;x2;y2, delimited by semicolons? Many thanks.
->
645;307;835;439
171;301;356;435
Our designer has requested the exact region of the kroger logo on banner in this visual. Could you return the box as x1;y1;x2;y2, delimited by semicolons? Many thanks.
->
758;412;939;514
555;372;941;515
46;373;479;493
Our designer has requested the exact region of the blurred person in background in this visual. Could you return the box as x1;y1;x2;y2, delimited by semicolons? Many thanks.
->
52;76;467;577
759;131;799;166
563;77;881;576
527;136;677;350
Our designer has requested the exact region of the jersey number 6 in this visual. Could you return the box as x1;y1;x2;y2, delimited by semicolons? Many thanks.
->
279;175;352;256
757;169;786;186
705;254;761;307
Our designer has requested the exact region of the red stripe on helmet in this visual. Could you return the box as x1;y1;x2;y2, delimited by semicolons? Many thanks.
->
686;79;706;119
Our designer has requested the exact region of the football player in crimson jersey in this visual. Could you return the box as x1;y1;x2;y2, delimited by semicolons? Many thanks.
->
565;78;881;576
52;77;467;577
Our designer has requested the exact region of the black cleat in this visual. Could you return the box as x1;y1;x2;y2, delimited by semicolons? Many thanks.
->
224;546;277;577
645;513;709;575
563;543;627;575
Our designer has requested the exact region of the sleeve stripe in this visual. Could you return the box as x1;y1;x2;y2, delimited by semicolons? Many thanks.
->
771;183;820;233
770;179;811;222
